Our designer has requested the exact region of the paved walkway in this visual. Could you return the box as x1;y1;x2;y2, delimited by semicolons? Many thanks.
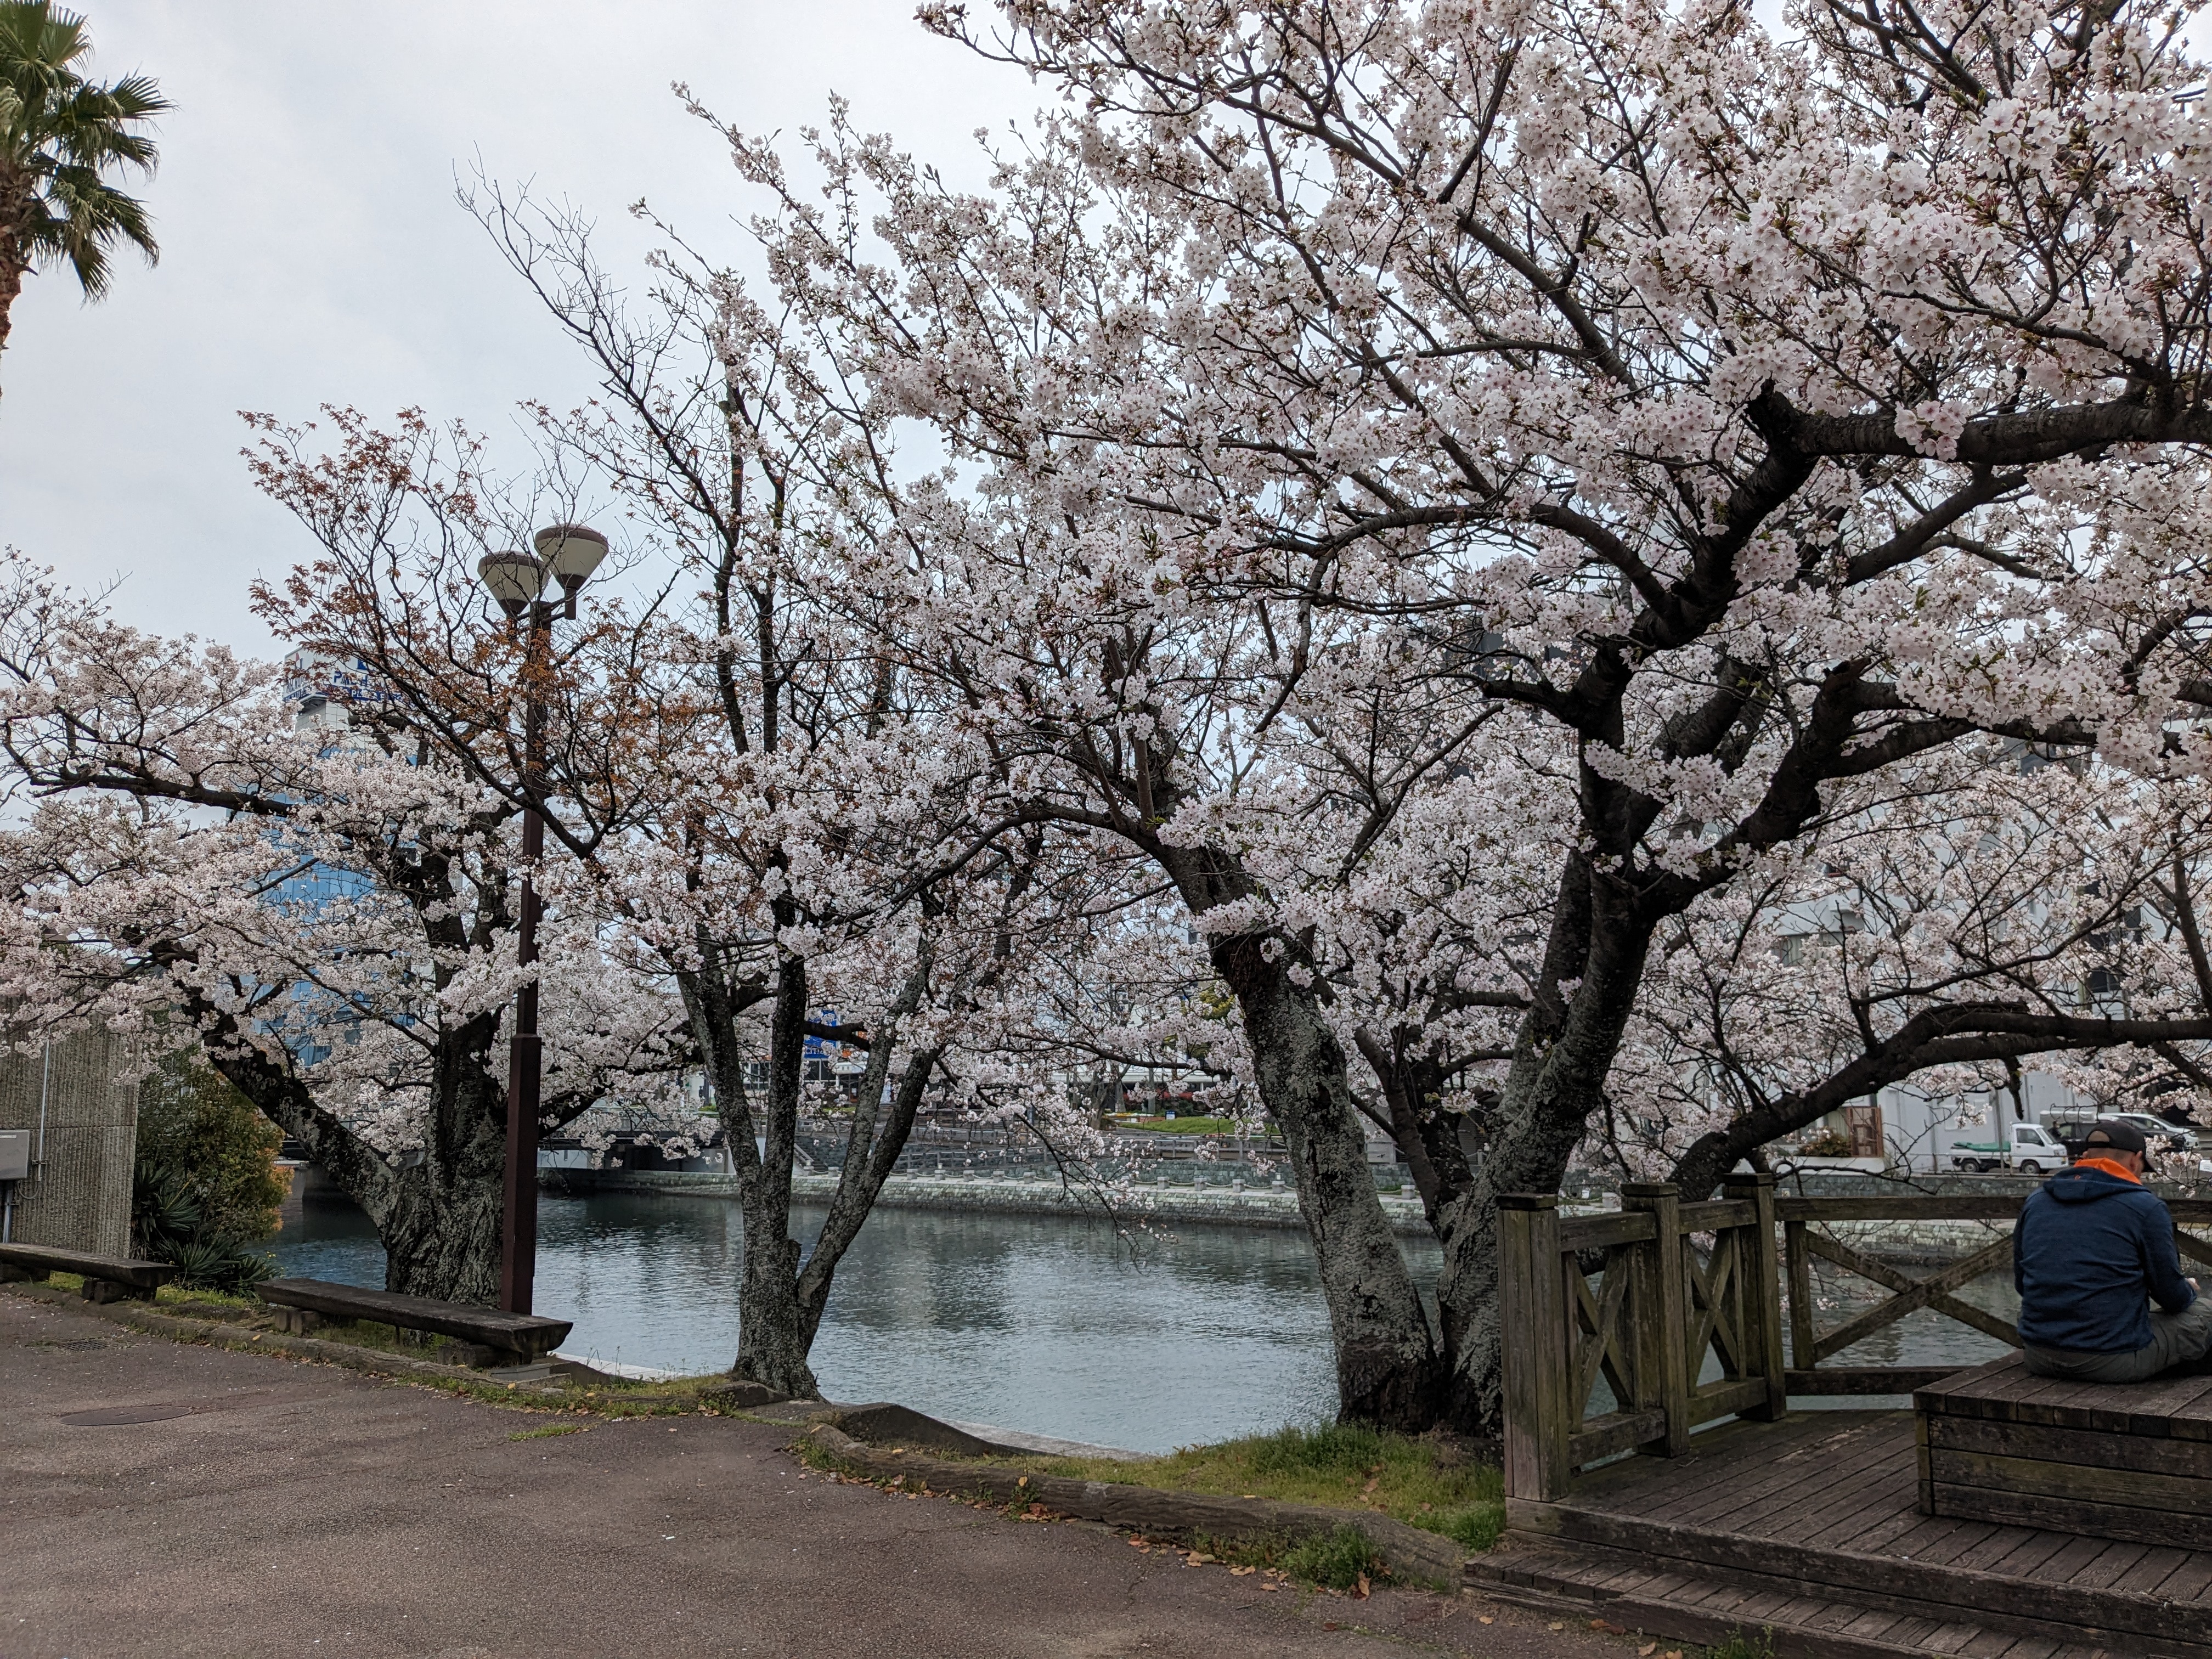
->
3;1291;1630;1659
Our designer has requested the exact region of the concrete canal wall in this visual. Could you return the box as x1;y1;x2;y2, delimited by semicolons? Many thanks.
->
544;1164;2211;1259
546;1165;1439;1236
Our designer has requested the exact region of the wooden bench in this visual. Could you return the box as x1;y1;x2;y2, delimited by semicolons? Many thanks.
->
257;1277;572;1367
1916;1351;2212;1548
0;1242;181;1303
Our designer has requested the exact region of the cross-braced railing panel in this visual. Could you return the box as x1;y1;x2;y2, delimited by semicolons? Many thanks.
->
1499;1176;1787;1501
1504;1188;2212;1500
1566;1248;1638;1429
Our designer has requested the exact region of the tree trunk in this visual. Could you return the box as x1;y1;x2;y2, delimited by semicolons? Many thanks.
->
0;198;26;373
1211;933;1446;1429
796;962;937;1347
188;984;512;1307
0;253;20;369
1432;860;1657;1436
371;1156;504;1305
726;941;822;1397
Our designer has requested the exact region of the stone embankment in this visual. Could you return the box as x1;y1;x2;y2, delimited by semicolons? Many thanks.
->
548;1166;1437;1235
549;1166;2212;1259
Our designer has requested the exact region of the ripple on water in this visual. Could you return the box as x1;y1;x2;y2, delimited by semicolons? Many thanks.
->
270;1187;2025;1451
272;1186;1423;1452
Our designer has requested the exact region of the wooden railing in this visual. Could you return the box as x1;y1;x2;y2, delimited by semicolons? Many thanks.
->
1499;1177;2212;1501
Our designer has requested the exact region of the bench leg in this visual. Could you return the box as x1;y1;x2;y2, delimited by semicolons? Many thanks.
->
271;1306;320;1335
81;1279;153;1304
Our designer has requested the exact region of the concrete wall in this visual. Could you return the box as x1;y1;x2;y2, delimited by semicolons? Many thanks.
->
0;1028;139;1255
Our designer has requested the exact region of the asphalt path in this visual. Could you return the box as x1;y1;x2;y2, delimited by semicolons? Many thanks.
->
3;1290;1632;1659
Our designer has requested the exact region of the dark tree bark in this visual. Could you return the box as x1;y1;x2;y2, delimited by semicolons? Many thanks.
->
1211;932;1447;1427
174;979;512;1305
727;937;815;1393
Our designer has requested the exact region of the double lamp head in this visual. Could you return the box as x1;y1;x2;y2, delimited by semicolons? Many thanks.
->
477;524;610;621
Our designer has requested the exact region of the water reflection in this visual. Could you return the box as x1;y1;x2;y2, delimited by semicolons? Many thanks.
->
274;1186;2036;1451
273;1184;1443;1453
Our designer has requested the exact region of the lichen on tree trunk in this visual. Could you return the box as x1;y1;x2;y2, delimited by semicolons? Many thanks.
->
1211;932;1446;1430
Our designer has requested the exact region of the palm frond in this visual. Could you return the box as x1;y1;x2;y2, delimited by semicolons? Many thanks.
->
0;0;167;301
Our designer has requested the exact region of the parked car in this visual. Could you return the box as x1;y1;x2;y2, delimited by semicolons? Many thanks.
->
1948;1121;2068;1173
2042;1111;2194;1158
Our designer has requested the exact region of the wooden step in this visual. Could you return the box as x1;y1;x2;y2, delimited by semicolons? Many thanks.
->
1466;1536;2172;1659
1510;1497;2212;1657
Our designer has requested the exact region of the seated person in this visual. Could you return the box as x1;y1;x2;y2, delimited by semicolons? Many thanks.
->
2015;1119;2212;1382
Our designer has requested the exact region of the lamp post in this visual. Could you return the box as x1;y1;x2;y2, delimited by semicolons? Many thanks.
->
476;523;609;1316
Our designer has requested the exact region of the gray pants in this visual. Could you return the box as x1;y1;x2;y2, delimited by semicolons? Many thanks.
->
2024;1296;2212;1383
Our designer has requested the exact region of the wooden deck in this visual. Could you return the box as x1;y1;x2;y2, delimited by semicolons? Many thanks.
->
1471;1408;2212;1658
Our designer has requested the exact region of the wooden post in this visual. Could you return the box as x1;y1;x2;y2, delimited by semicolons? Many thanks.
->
1726;1172;1788;1421
1915;1408;1935;1516
1622;1182;1691;1456
1497;1193;1572;1502
1785;1216;1815;1376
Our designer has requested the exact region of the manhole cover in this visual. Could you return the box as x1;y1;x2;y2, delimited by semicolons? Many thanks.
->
60;1404;198;1426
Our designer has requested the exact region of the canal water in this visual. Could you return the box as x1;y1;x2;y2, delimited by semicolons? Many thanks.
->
272;1185;2022;1455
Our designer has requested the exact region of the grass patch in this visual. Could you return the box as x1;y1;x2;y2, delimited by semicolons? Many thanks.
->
991;1422;1503;1553
1184;1525;1387;1590
509;1423;588;1440
1280;1523;1388;1590
154;1282;261;1316
1702;1631;1776;1659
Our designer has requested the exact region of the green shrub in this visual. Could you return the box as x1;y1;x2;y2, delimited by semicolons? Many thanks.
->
132;1049;287;1292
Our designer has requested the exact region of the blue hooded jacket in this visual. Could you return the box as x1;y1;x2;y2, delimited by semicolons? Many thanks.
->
2014;1164;2197;1354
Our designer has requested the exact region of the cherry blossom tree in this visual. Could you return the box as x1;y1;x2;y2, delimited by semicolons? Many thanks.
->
0;552;689;1303
238;190;1130;1392
703;0;2212;1429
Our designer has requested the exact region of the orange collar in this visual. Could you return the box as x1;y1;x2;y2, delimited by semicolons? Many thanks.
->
2074;1155;2142;1184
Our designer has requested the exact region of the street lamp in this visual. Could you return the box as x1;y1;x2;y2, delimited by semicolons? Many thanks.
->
476;523;608;1316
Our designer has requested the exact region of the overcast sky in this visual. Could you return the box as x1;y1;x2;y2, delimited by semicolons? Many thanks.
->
0;1;1032;653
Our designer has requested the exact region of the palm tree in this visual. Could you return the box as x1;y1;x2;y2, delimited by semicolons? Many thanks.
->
0;1;167;381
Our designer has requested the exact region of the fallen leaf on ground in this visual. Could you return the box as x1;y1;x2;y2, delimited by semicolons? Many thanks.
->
1229;1566;1256;1576
1354;1573;1370;1599
1548;1622;1565;1632
1260;1584;1279;1594
1638;1645;1656;1656
1477;1616;1494;1626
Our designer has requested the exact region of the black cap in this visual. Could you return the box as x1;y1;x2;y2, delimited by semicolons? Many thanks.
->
2082;1119;2149;1155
